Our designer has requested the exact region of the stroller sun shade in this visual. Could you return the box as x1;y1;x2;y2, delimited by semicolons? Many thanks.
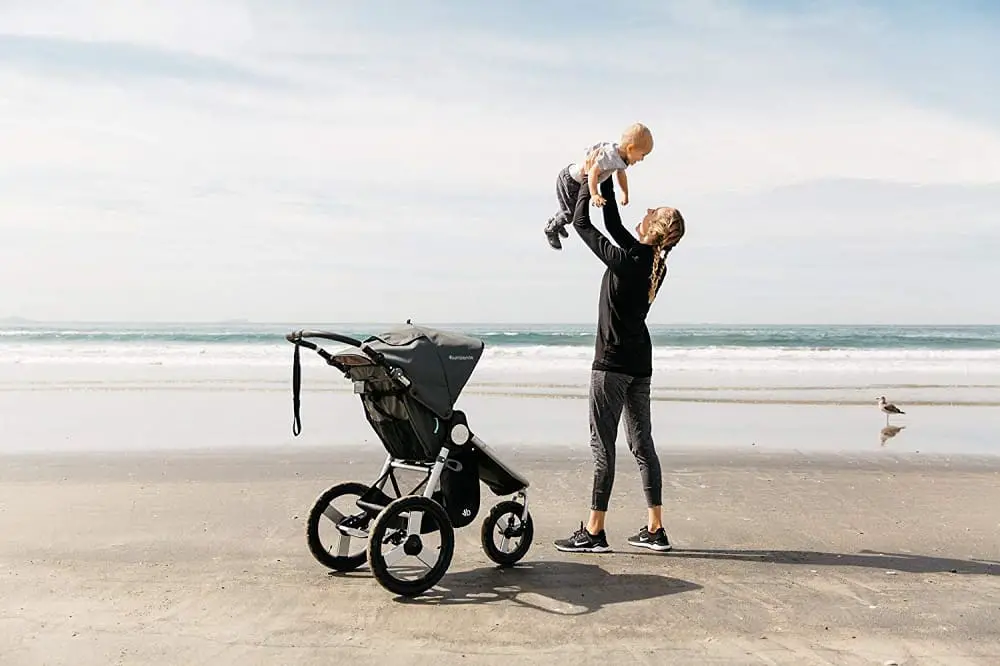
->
362;324;485;419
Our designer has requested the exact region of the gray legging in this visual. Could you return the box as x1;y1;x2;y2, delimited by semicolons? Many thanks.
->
588;369;663;512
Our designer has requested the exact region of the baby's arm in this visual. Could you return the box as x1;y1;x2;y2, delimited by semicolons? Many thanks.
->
587;162;606;207
616;170;629;205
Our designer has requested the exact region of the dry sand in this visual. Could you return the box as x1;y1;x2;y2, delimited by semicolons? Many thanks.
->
2;446;999;665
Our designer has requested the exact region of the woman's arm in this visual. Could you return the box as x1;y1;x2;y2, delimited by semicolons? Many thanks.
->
598;177;639;250
572;177;630;272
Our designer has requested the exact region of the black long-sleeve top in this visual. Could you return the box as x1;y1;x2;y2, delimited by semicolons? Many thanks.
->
571;178;665;378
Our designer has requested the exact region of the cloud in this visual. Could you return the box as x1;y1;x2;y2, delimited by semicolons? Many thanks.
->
0;33;286;87
0;1;998;323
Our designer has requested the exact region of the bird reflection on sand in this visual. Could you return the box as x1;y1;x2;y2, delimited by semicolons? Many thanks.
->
880;424;907;447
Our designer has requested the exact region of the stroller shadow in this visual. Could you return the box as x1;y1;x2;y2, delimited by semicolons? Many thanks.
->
394;560;702;615
655;548;1000;575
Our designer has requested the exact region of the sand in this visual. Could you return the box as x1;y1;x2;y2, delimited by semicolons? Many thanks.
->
2;446;999;665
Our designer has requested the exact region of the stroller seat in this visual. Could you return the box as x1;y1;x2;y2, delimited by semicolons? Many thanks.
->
473;438;531;496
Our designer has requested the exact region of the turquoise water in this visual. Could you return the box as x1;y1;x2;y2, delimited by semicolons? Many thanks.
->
4;322;1000;350
4;323;1000;404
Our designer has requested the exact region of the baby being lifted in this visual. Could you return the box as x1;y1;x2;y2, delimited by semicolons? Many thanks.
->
544;122;654;250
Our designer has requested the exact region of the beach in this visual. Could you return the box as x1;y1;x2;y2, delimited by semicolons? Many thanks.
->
2;322;1000;664
4;0;999;662
2;446;999;665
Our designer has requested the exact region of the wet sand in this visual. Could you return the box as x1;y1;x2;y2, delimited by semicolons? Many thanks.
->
4;385;1000;456
2;446;999;665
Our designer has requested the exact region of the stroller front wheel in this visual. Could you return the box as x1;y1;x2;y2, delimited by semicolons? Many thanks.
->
367;495;455;598
306;481;372;572
481;500;534;567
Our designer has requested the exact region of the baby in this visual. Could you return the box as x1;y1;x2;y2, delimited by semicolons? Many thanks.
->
544;122;654;250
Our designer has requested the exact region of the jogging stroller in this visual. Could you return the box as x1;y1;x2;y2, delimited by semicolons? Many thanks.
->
285;323;533;597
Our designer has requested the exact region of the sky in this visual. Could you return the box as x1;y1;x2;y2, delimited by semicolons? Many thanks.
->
1;0;999;325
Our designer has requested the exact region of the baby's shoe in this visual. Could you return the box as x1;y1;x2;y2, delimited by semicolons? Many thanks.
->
545;229;562;250
544;220;566;250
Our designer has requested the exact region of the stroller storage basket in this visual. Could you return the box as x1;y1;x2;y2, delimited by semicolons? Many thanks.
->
350;363;446;462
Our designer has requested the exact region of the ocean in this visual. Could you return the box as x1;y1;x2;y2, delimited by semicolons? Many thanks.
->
3;322;1000;402
3;322;1000;455
3;321;1000;364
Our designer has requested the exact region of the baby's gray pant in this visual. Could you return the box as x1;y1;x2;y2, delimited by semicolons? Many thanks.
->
546;167;581;230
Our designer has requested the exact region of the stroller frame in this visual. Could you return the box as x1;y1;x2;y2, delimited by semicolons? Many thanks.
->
286;325;534;598
361;437;530;522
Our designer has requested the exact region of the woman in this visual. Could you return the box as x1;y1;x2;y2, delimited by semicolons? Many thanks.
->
553;176;685;554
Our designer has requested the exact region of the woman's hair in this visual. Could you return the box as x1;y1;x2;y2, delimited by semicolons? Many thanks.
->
645;207;685;304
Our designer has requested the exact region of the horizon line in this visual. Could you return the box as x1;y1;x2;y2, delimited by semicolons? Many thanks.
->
3;318;1000;328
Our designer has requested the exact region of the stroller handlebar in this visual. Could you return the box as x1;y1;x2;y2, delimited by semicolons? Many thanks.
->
285;330;364;348
285;328;411;437
285;329;391;368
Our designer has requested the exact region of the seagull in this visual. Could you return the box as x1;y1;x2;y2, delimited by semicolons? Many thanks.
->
877;396;905;425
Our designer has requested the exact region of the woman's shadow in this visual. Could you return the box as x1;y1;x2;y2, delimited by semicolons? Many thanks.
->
646;549;999;575
389;560;701;614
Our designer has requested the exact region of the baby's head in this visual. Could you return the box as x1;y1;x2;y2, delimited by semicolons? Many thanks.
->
621;122;653;164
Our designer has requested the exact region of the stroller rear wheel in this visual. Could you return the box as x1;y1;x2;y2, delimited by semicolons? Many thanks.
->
368;495;455;597
481;500;533;567
306;482;372;572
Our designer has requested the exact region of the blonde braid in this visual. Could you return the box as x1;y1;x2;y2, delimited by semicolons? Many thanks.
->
649;248;666;304
647;208;685;304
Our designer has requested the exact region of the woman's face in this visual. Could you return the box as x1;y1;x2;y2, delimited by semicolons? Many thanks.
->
636;208;658;242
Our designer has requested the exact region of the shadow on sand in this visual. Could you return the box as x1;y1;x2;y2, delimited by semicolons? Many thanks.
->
656;548;999;575
386;560;701;614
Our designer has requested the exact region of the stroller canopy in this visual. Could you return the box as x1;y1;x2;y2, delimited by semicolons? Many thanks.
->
363;324;485;418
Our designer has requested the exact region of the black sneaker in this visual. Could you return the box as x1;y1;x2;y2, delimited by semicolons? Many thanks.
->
626;526;672;552
545;229;563;250
553;522;612;553
544;219;566;249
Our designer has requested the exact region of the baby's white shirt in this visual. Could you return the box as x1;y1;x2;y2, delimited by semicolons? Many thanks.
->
567;142;629;184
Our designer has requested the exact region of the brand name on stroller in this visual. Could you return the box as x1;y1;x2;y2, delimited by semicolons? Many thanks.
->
448;355;475;361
